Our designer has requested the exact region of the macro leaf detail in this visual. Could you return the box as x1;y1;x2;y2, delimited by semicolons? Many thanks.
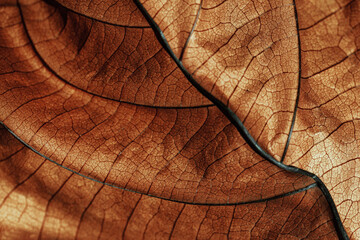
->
0;0;359;239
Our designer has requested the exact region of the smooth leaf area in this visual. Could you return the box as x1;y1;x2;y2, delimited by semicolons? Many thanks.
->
0;0;359;239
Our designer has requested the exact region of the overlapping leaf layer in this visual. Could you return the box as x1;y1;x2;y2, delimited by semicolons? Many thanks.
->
0;0;359;239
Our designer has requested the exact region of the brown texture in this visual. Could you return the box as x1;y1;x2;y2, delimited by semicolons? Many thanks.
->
0;0;358;239
0;0;312;205
283;0;360;238
0;126;336;239
181;0;300;160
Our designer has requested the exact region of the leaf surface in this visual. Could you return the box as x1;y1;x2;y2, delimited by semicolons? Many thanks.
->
0;126;337;239
0;0;358;239
283;0;360;238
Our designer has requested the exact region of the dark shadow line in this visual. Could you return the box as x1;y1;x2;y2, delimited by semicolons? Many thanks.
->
16;1;213;110
132;0;279;169
131;0;349;239
179;0;202;61
0;122;316;206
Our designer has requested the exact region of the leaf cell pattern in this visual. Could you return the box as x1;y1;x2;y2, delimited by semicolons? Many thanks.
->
0;0;359;239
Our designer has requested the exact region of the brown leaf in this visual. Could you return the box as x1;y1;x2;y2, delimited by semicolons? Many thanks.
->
0;0;358;238
0;126;336;239
283;0;360;238
0;0;312;204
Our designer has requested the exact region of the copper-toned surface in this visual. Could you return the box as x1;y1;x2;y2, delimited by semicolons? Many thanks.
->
0;126;336;239
283;0;360;238
0;0;359;239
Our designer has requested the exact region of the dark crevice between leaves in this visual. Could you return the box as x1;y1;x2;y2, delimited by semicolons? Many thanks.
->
17;0;214;110
0;122;317;206
131;0;349;239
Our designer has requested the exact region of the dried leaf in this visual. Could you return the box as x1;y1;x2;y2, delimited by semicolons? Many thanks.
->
0;0;358;239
